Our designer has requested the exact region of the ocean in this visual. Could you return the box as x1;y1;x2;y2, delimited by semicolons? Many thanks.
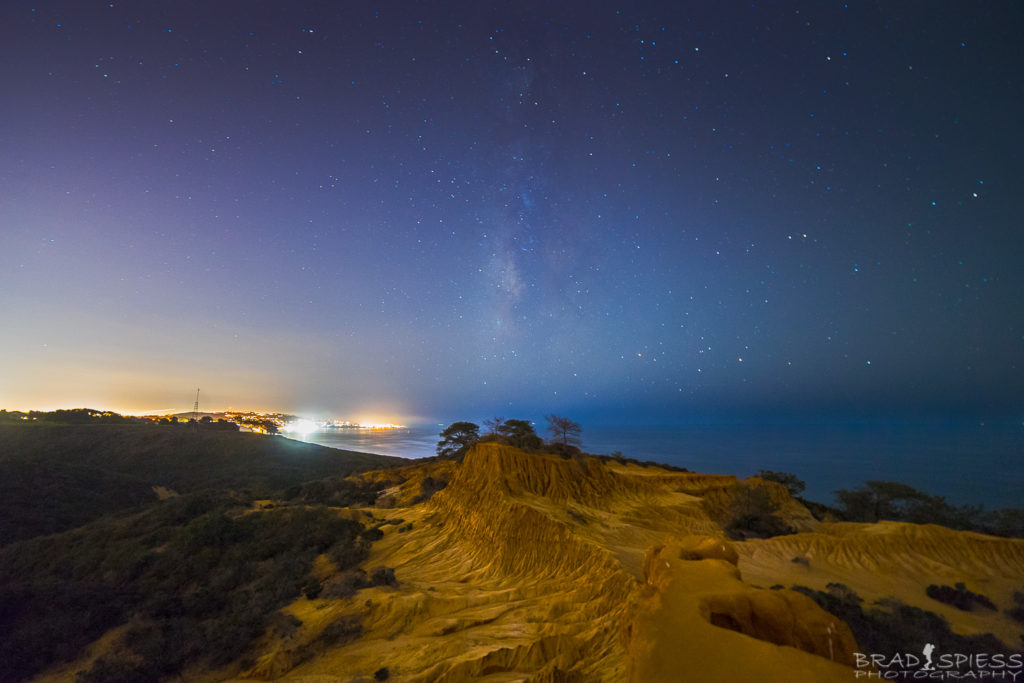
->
286;421;1024;509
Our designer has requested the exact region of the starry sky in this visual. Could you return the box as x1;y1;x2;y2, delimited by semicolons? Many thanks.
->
2;1;1022;425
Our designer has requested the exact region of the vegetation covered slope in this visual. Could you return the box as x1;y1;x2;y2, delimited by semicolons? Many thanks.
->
0;494;380;683
0;422;406;544
0;458;158;545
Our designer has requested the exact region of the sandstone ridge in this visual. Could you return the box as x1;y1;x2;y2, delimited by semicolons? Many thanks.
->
238;445;864;682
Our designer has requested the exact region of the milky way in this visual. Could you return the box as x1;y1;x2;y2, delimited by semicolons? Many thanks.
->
1;2;1021;424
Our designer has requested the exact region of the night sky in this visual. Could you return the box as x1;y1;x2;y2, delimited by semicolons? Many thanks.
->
2;2;1022;425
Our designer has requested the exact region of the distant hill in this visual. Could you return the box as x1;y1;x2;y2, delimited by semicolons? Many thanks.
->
0;422;406;545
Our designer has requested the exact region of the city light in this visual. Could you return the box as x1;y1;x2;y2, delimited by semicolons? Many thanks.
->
359;422;404;430
282;419;319;436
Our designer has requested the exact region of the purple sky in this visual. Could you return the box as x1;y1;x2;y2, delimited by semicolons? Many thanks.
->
2;2;1021;426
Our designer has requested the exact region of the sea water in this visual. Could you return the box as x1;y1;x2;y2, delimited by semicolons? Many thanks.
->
288;421;1023;509
584;422;1023;510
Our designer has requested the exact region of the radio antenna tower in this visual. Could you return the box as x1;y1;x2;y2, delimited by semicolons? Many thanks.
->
191;388;200;425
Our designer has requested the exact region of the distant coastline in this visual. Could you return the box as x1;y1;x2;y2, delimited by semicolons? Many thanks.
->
292;420;1024;510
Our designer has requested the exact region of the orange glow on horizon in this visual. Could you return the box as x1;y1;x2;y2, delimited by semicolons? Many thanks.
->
2;402;415;429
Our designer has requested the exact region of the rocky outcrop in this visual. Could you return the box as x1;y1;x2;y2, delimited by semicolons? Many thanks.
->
735;521;1024;646
206;445;1022;683
625;541;858;682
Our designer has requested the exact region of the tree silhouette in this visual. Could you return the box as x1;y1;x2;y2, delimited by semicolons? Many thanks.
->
501;419;542;450
545;415;582;448
483;416;506;436
436;422;480;459
755;470;805;497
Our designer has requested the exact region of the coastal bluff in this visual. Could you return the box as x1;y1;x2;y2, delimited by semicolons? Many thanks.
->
35;442;1024;682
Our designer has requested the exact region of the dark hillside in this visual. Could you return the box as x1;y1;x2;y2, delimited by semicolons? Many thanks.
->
0;496;376;682
0;423;407;544
0;459;158;545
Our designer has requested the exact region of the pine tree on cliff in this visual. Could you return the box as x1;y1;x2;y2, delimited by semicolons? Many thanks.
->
436;422;480;460
500;419;543;450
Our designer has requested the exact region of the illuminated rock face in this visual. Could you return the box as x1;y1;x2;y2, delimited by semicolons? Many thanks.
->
734;521;1024;649
228;444;863;682
626;541;859;682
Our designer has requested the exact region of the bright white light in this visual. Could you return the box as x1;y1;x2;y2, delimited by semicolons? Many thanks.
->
284;419;319;436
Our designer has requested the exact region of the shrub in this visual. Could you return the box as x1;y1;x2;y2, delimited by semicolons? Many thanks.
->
322;569;369;600
832;481;1024;538
797;497;834;521
302;577;323;600
1006;590;1024;623
834;481;929;523
288;477;386;507
727;513;794;539
926;582;996;611
723;483;794;540
756;470;806;497
497;419;542;451
595;453;689;472
545;442;582;459
328;535;371;571
75;655;153;683
375;495;397;508
316;614;363;646
267;612;302;638
793;584;1011;662
412;476;447;504
369;566;397;587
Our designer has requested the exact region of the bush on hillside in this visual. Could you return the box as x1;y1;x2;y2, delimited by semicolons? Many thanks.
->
723;482;795;540
926;582;996;611
1;503;376;682
792;583;1010;663
369;566;398;587
411;475;447;504
285;477;386;507
834;481;1024;538
755;470;806;497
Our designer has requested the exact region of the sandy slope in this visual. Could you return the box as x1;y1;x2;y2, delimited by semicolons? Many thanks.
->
736;521;1024;646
